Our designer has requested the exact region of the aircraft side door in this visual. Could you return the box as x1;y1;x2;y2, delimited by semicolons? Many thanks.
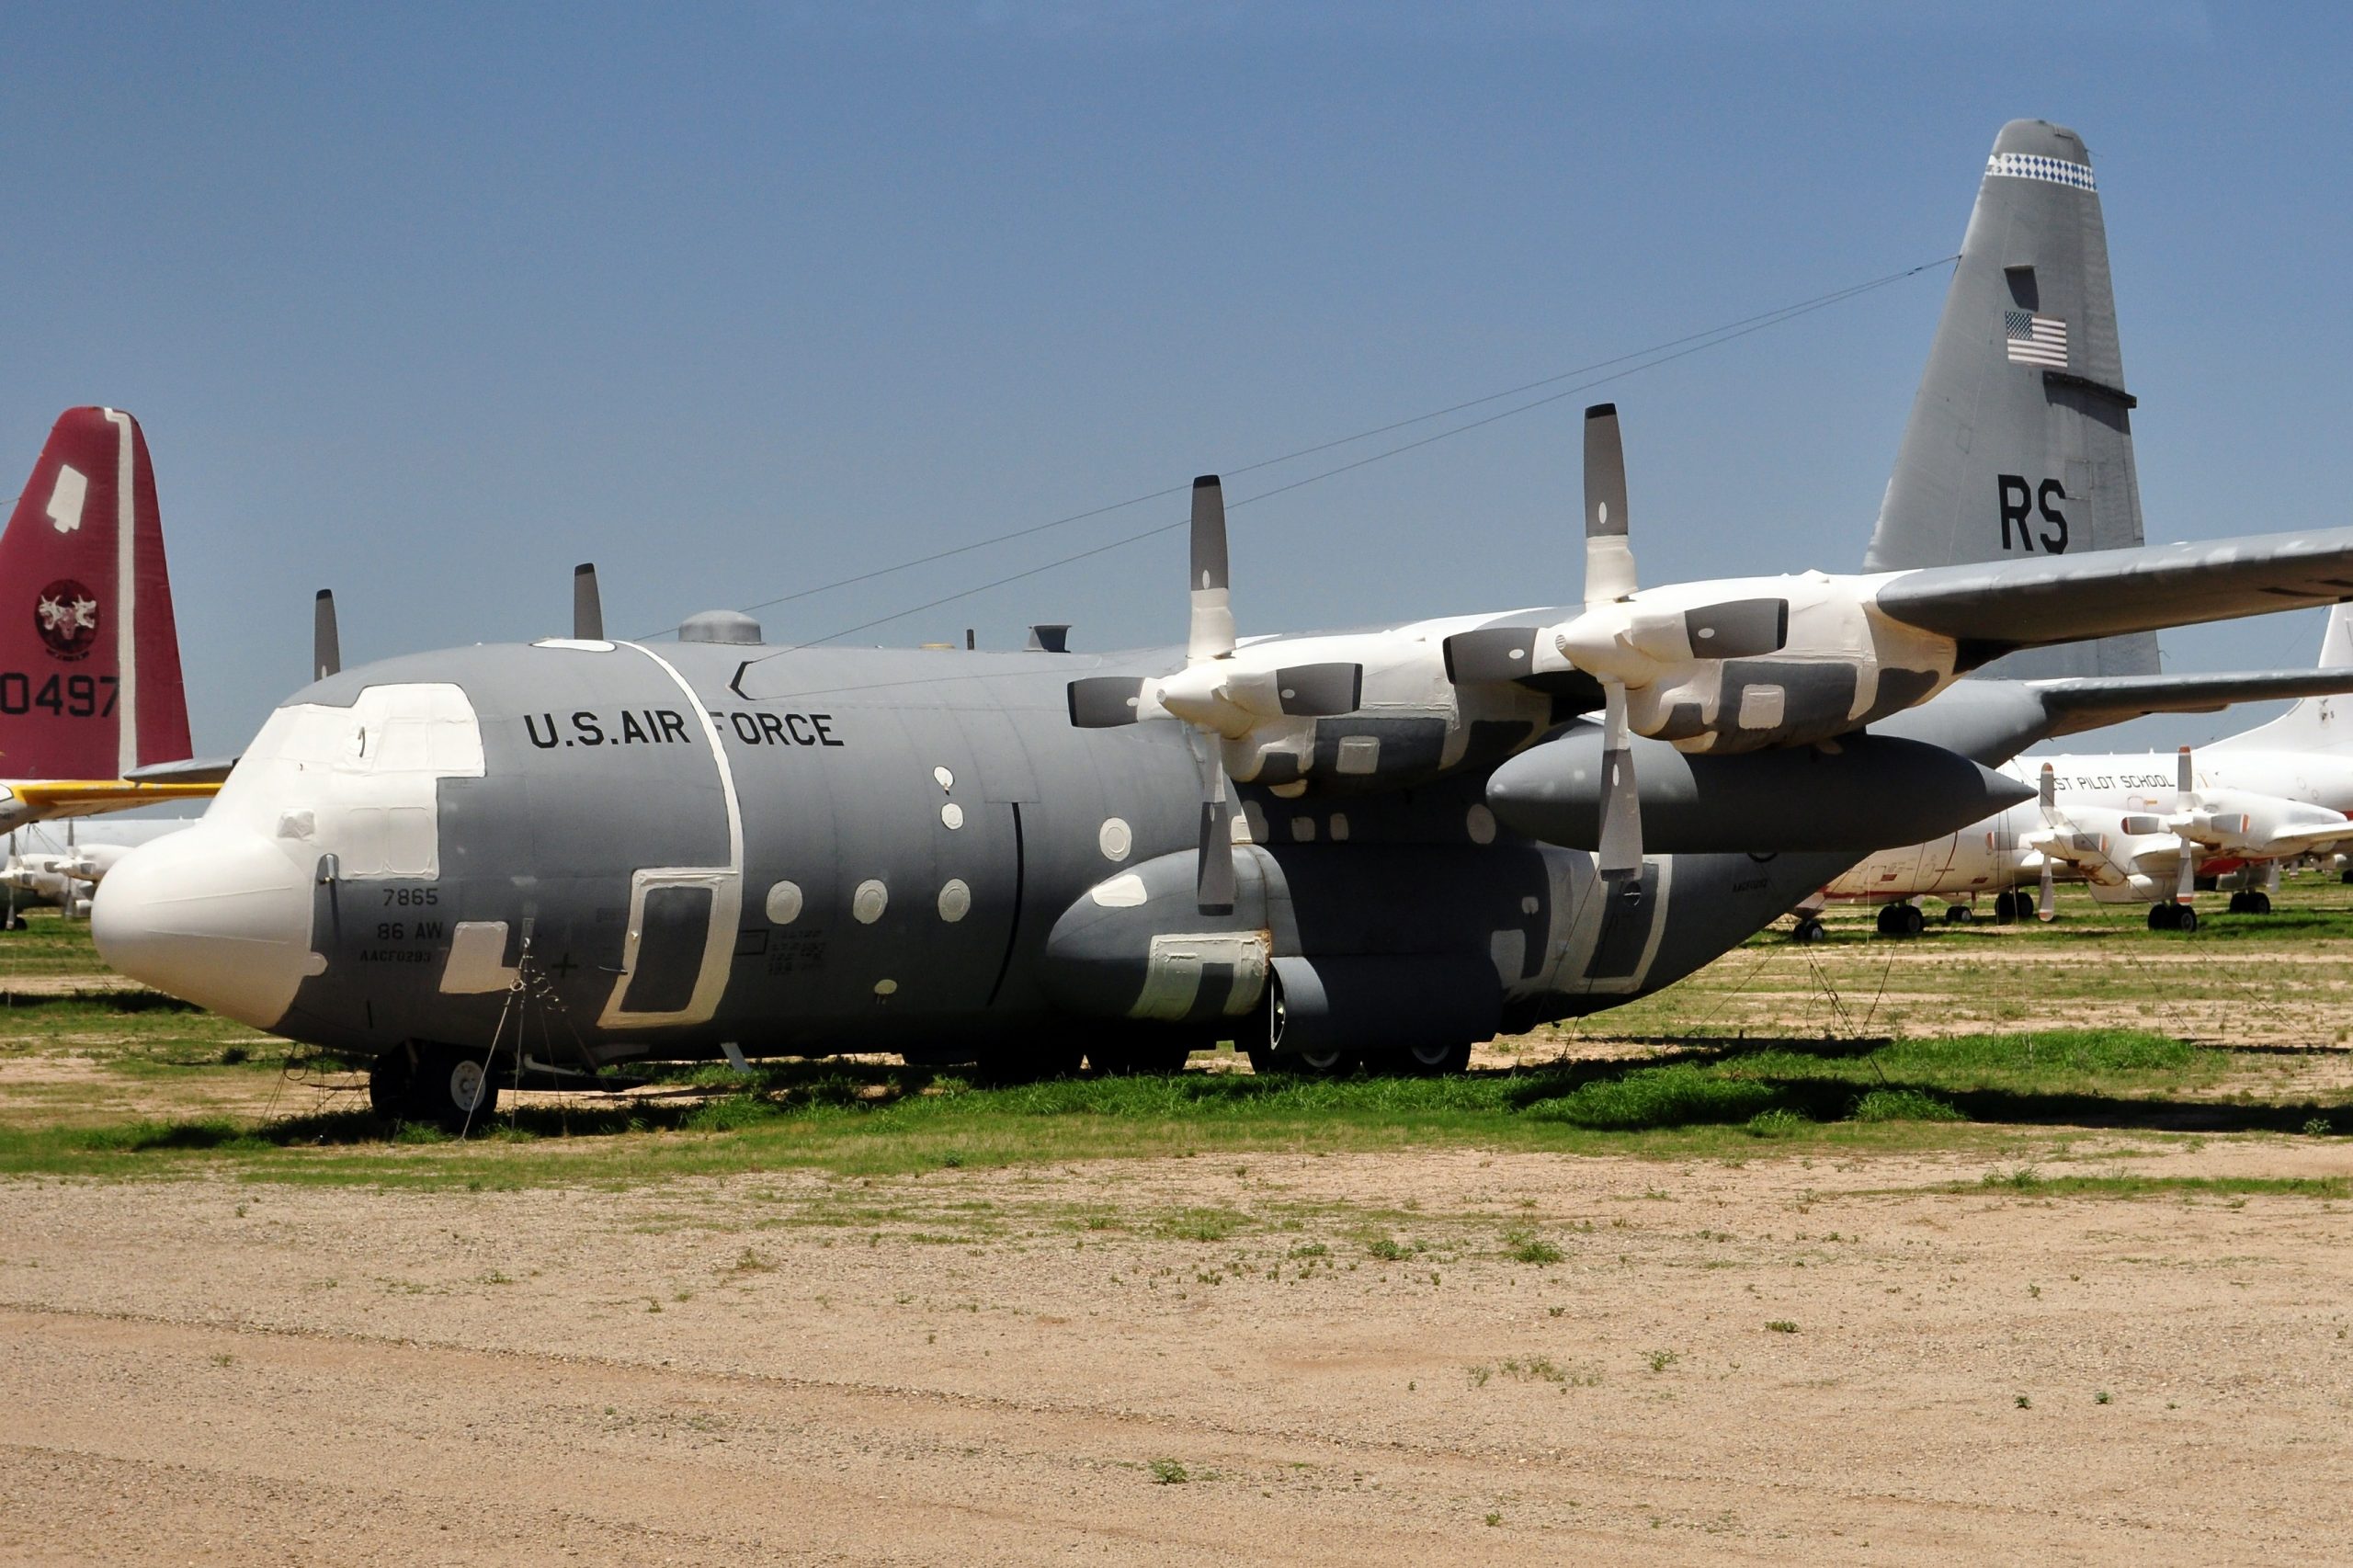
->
600;866;741;1028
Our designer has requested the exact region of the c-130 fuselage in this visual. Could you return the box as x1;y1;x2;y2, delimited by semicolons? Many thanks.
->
93;627;1848;1099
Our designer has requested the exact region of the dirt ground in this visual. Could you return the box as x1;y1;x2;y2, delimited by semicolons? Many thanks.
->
5;1142;2350;1564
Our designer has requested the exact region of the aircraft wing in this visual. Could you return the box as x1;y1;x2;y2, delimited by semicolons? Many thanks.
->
2257;821;2353;855
2026;667;2353;739
1873;528;2353;657
0;779;220;830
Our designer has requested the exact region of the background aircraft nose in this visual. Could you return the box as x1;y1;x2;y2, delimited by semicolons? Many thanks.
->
92;828;319;1028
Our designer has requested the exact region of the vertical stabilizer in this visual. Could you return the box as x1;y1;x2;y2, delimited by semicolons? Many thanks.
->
2208;603;2353;755
0;409;193;779
1865;119;2155;678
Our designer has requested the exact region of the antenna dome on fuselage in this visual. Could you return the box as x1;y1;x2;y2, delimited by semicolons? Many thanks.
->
677;609;763;645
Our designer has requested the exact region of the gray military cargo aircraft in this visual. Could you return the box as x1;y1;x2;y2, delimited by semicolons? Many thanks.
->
87;120;2353;1126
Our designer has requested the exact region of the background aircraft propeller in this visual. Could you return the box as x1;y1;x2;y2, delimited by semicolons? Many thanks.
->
2171;745;2199;907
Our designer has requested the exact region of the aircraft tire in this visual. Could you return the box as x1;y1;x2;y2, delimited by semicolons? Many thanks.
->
1246;1045;1358;1078
366;1047;415;1119
1380;1040;1474;1077
1993;892;2018;925
1944;904;1972;925
2251;892;2272;915
1790;917;1827;944
373;1042;500;1131
1876;903;1926;937
2177;906;2199;934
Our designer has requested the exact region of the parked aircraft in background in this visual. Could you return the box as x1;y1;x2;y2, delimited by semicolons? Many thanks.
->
1;818;196;919
85;123;2353;1126
0;408;224;832
1829;608;2353;934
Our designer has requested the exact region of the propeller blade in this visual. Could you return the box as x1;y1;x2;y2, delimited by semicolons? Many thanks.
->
1272;663;1363;717
1195;738;1236;915
313;589;341;681
2038;861;2056;921
1597;681;1643;881
1066;676;1149;728
2167;746;2197;903
1684;597;1789;660
1188;475;1236;664
574;562;604;641
1582;403;1636;608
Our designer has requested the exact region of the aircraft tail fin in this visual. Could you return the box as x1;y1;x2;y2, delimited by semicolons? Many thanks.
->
2208;602;2353;755
0;408;193;781
1863;119;2155;678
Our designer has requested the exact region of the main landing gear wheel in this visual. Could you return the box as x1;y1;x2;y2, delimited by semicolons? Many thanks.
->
1992;892;2020;925
1944;904;1972;925
1380;1040;1474;1077
1790;916;1828;944
2227;891;2274;915
1246;1045;1359;1078
369;1041;500;1132
2147;903;2200;934
1875;903;1927;937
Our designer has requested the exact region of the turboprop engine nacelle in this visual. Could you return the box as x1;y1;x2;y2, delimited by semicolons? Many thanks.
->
1543;572;1956;756
1483;730;2029;855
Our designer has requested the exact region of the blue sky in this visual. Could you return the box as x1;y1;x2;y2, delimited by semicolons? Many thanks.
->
4;1;2347;754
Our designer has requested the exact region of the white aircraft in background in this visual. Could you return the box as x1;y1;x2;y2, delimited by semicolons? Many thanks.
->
1;818;196;922
1828;603;2353;934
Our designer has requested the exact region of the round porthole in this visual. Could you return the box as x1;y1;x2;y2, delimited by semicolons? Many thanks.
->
1098;817;1133;861
765;881;804;924
938;879;972;922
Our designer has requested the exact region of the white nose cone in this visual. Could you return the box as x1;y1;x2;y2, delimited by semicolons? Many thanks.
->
92;828;319;1028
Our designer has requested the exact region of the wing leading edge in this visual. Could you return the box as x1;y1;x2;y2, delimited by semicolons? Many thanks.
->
1874;528;2353;660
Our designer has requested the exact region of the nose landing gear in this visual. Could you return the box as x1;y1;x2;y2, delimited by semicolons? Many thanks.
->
369;1040;501;1131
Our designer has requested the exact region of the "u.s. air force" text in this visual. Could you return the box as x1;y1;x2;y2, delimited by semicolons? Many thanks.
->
521;710;845;749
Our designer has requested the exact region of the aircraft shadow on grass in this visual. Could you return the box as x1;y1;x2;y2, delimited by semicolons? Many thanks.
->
97;1031;2348;1149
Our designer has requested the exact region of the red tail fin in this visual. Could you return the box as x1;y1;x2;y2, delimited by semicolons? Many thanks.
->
0;408;192;780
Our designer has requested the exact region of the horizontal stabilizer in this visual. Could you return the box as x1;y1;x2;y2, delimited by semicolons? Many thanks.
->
123;756;237;786
2030;666;2353;739
1875;528;2353;658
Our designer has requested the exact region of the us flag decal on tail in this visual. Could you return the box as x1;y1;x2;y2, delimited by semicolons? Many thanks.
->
2004;310;2068;368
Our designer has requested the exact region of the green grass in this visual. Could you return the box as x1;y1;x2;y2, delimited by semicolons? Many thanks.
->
0;1021;2339;1189
3;885;2349;1190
